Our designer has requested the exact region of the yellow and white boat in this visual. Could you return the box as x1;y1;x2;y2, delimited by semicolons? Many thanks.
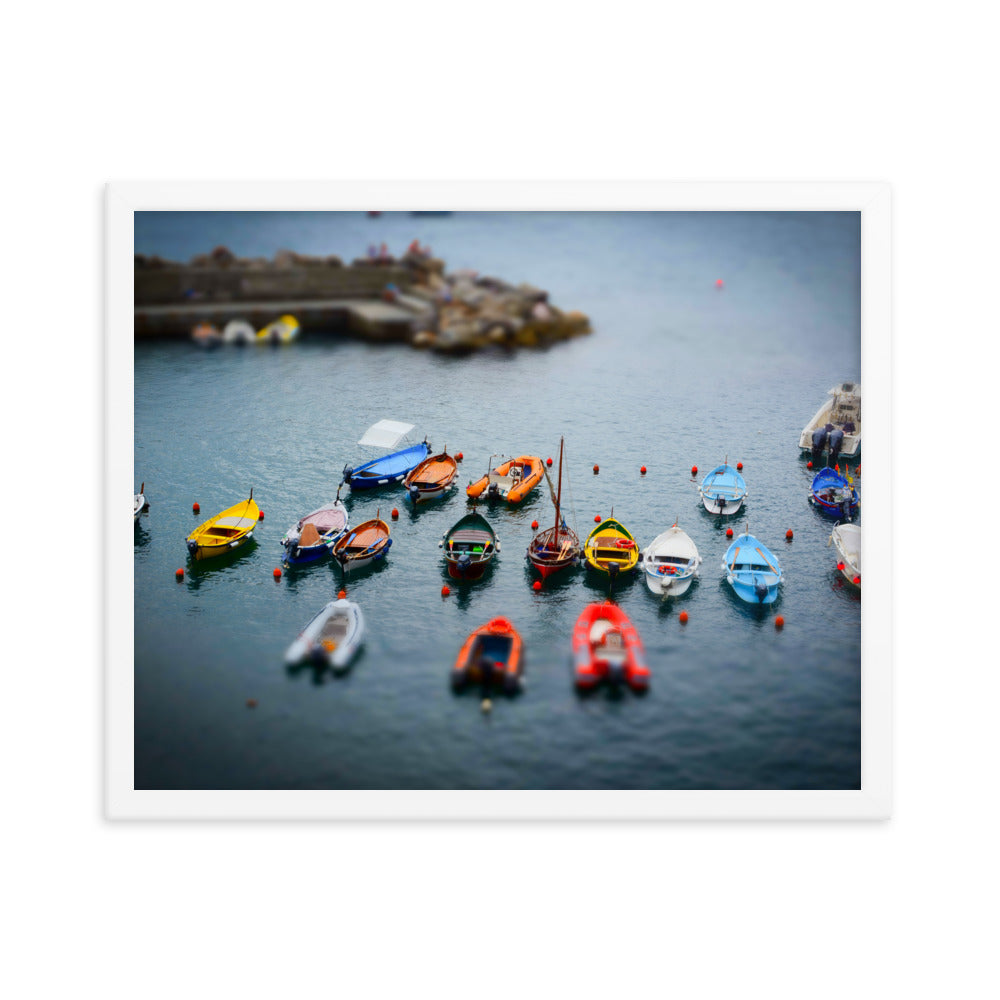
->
256;314;300;344
186;491;260;561
584;515;640;578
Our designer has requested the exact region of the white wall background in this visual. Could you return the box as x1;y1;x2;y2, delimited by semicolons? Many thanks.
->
2;3;994;997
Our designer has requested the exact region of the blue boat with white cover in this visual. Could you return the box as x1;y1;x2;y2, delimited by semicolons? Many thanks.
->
699;461;747;515
808;466;859;520
722;529;783;604
341;420;430;491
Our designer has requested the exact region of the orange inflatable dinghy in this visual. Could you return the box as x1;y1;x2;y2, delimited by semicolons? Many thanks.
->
466;455;544;504
452;616;523;694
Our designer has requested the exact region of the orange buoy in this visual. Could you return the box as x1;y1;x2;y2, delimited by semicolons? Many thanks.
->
391;508;399;519
737;462;743;471
640;466;647;475
338;590;347;599
679;611;689;624
441;585;450;597
715;278;724;288
192;502;200;513
726;527;733;538
594;515;601;523
593;464;599;474
246;698;257;709
775;616;785;629
531;520;539;530
691;465;698;476
456;452;463;462
546;457;553;466
532;580;542;591
175;567;184;579
785;529;794;541
258;510;264;520
273;567;281;579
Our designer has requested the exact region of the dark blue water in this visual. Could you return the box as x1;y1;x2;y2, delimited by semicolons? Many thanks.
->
134;211;861;789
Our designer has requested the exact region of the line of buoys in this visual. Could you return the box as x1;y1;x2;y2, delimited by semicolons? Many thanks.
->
532;580;542;591
679;611;689;624
391;508;399;519
546;457;553;466
593;464;599;474
273;567;281;579
192;502;200;513
726;527;734;538
640;466;647;475
175;567;184;579
775;616;785;629
258;510;264;520
441;585;450;597
531;520;539;530
691;465;698;476
785;529;794;541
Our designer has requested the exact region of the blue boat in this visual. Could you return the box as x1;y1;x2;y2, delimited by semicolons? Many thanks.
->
699;461;747;515
722;530;783;604
808;466;859;520
341;419;430;490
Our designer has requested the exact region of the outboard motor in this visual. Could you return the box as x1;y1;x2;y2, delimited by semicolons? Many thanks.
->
607;661;626;685
716;493;727;513
457;552;472;576
407;485;420;502
811;427;829;465
840;500;852;520
754;578;769;602
341;465;353;486
186;539;198;555
829;428;844;465
487;482;499;498
309;645;327;666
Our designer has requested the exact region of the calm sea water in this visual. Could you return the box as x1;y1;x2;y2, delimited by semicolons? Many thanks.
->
134;211;861;790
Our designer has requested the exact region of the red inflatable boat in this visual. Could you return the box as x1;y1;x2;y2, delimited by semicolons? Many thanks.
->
572;602;649;692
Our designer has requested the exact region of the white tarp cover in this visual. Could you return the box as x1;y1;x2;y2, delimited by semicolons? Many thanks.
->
358;419;415;448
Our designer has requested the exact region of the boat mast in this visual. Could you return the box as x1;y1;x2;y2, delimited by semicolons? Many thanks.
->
554;436;564;538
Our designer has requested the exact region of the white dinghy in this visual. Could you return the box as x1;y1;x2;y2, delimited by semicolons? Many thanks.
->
830;523;862;588
134;483;146;523
642;523;702;597
284;597;365;673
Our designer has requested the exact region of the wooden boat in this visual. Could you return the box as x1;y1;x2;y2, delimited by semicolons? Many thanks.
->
280;499;349;567
527;437;580;579
799;382;861;461
191;322;221;349
722;528;784;604
572;602;650;692
830;523;862;587
440;511;499;580
699;461;747;515
222;319;256;345
186;491;260;561
809;466;859;520
583;514;640;579
330;514;392;573
256;313;300;344
342;420;431;491
641;523;701;597
451;617;523;694
403;450;458;504
284;597;365;673
466;454;544;504
133;482;146;523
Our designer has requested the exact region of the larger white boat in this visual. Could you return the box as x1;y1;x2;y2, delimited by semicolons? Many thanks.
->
641;524;701;597
799;382;861;461
830;523;862;588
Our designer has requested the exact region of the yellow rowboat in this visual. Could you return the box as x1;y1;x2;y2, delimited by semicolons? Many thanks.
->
584;516;640;578
257;314;300;344
186;491;260;561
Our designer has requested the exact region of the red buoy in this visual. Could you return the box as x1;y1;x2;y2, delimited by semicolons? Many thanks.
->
391;508;399;519
456;452;463;462
246;698;258;709
531;520;539;530
273;567;281;579
691;465;698;476
736;462;743;471
785;529;794;541
853;576;861;585
192;502;200;513
532;580;542;591
593;464;599;474
594;515;601;523
715;278;724;288
775;616;785;629
807;461;813;470
679;611;689;624
546;457;553;466
726;527;733;538
441;585;450;597
258;510;264;520
175;568;184;579
338;590;347;599
837;562;846;571
640;466;647;475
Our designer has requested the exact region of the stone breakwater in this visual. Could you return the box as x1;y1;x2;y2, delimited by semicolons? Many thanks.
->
134;246;591;353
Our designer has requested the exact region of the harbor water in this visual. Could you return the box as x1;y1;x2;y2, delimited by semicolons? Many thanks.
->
133;210;861;790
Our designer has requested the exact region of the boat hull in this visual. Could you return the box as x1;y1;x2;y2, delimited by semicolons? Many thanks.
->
403;453;458;504
345;443;431;490
643;567;696;597
441;511;498;581
527;525;580;580
641;526;701;597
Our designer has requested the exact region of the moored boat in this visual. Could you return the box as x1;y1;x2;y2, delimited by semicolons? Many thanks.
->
440;511;499;580
799;382;861;461
403;450;458;504
280;498;349;567
330;514;392;573
191;321;222;349
342;420;431;491
830;523;862;587
572;602;650;692
583;515;640;580
809;466;859;520
222;319;256;345
699;461;747;515
466;454;544;504
284;597;365;673
722;528;784;604
527;437;580;579
257;313;300;344
186;491;260;561
641;523;701;597
451;617;523;694
134;482;146;523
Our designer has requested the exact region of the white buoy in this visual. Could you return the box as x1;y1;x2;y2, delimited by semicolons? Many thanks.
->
481;698;493;714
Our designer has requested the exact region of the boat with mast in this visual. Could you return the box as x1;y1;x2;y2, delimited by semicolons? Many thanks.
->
526;437;580;580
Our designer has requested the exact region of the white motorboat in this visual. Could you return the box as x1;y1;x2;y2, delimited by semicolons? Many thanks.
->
799;382;861;462
284;597;365;672
222;319;256;345
641;524;701;597
830;523;862;587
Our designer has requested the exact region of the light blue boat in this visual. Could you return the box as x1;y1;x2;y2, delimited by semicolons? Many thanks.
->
722;530;783;604
341;419;430;491
699;461;747;515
